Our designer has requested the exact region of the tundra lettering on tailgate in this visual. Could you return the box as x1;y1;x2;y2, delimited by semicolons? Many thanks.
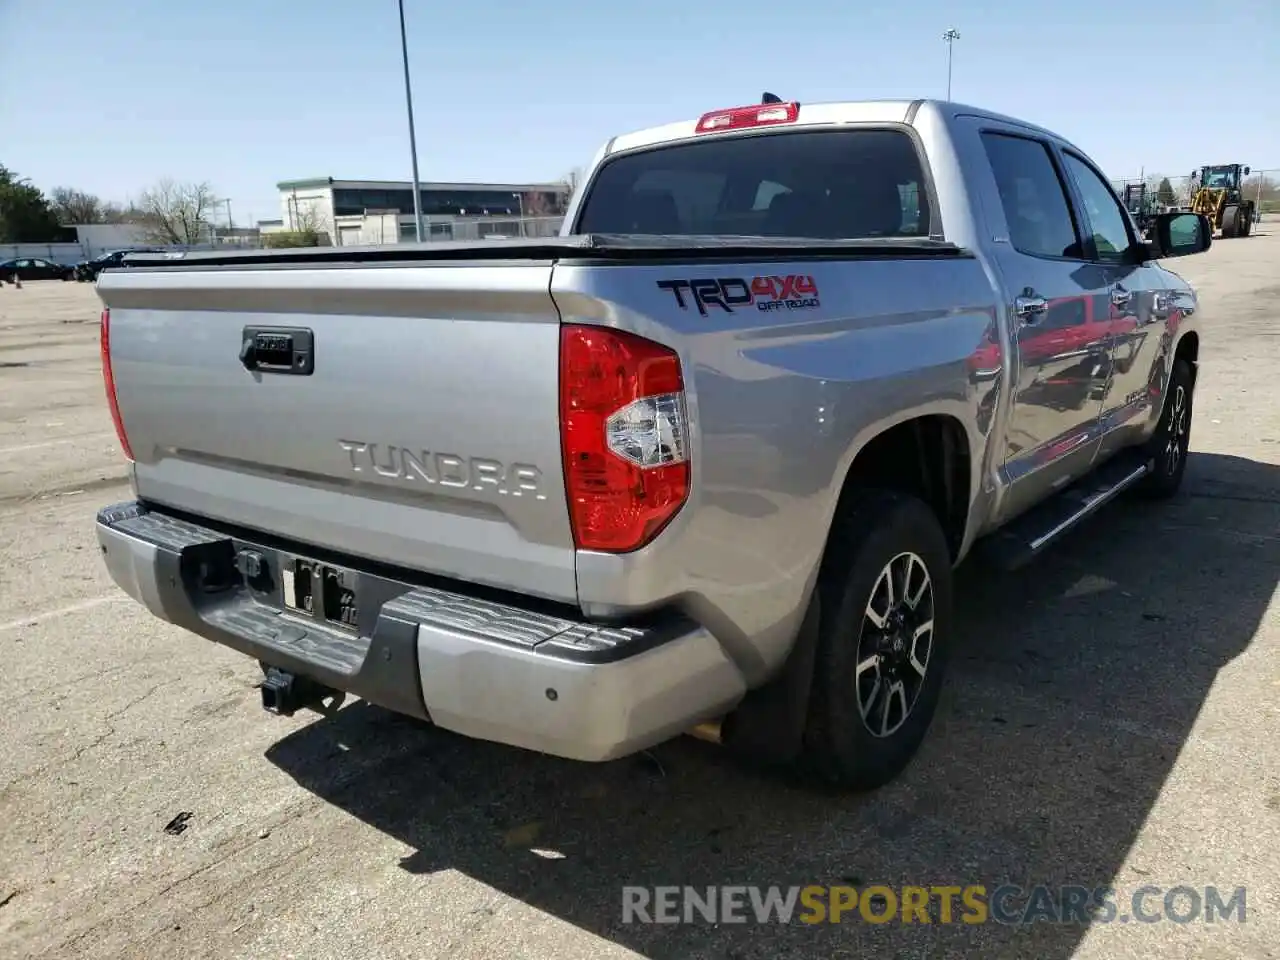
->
657;275;821;316
339;440;546;500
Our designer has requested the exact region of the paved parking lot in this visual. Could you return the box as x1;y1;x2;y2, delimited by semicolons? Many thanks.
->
1;237;1278;960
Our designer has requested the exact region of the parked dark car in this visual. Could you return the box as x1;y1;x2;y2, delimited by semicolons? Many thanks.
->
0;257;76;282
75;248;163;282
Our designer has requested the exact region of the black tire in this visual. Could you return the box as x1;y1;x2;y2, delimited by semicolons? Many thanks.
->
1221;206;1239;238
802;490;953;790
1135;357;1194;500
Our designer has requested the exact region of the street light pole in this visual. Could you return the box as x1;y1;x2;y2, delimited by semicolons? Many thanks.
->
513;192;526;237
943;28;960;101
398;0;424;243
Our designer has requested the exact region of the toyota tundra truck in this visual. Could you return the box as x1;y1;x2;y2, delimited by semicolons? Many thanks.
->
93;97;1210;789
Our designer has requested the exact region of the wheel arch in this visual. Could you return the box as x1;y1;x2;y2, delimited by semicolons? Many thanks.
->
829;413;974;562
1172;330;1200;390
718;412;974;768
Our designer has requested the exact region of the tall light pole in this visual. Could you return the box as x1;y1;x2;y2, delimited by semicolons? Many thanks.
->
943;28;961;101
398;0;424;243
512;192;526;237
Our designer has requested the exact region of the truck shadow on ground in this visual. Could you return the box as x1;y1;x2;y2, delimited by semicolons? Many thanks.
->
265;451;1278;959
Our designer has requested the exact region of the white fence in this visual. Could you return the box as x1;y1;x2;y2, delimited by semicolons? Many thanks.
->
0;240;233;264
441;215;563;241
3;215;568;263
0;243;87;264
353;215;565;245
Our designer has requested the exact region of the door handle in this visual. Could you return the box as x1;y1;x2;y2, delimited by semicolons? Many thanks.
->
1111;286;1134;308
1014;291;1048;323
239;326;315;375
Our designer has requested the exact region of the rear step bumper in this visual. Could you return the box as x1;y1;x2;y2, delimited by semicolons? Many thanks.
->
95;501;746;762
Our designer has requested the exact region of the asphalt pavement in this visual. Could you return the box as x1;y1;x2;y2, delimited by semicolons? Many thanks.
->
0;234;1277;960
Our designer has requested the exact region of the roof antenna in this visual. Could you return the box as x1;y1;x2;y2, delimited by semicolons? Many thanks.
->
761;92;783;104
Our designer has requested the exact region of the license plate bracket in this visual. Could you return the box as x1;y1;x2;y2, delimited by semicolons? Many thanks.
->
282;558;359;632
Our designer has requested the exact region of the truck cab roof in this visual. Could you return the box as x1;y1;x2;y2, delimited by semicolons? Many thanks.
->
604;98;1072;156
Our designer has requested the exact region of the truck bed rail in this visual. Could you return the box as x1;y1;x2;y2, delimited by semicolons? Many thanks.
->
121;234;971;271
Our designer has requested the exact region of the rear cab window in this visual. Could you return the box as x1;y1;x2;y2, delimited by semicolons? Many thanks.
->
575;128;933;240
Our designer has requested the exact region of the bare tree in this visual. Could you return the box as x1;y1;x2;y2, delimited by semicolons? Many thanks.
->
102;200;140;224
292;202;327;234
521;190;554;217
47;187;153;227
1242;174;1278;206
135;179;219;245
49;187;107;225
264;201;327;248
557;168;584;214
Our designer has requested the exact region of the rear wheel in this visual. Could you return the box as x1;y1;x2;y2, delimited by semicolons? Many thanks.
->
1221;205;1240;238
1136;357;1194;499
802;490;953;790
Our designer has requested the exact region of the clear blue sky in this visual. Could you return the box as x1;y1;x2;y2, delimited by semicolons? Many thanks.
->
2;0;1277;227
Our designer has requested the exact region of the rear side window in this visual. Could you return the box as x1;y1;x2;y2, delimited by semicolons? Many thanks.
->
576;129;932;239
980;133;1081;260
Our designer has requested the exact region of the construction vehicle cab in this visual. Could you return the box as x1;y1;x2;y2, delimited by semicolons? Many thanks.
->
1120;181;1156;238
1189;163;1255;238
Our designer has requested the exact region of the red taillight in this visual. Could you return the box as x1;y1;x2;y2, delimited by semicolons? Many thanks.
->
696;101;799;134
100;308;133;462
559;325;690;553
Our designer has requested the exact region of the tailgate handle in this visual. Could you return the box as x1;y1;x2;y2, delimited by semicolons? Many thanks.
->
240;326;314;375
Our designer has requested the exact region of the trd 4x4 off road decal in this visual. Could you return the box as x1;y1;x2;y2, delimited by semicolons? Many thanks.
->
656;275;820;316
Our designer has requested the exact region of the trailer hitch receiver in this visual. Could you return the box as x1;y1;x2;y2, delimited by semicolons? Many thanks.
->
259;666;346;717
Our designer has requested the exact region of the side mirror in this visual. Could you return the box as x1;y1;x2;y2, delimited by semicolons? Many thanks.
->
1145;212;1212;259
1244;166;1251;176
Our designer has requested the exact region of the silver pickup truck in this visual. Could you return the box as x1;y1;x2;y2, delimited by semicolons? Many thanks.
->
94;98;1210;790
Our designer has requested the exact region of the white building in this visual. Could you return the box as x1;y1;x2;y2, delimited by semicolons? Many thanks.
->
71;223;152;254
276;177;572;245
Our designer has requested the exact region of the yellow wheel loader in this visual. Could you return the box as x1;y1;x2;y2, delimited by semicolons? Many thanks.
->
1187;164;1256;238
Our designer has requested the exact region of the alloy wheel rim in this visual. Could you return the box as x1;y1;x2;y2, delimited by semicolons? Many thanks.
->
1164;384;1187;476
855;551;934;738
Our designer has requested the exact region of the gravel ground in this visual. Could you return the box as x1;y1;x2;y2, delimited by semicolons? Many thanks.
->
0;234;1277;960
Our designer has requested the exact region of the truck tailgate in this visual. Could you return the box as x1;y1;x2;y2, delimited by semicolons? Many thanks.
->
96;263;577;603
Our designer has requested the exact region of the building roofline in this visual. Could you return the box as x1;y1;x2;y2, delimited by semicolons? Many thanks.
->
276;177;334;189
276;177;571;193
